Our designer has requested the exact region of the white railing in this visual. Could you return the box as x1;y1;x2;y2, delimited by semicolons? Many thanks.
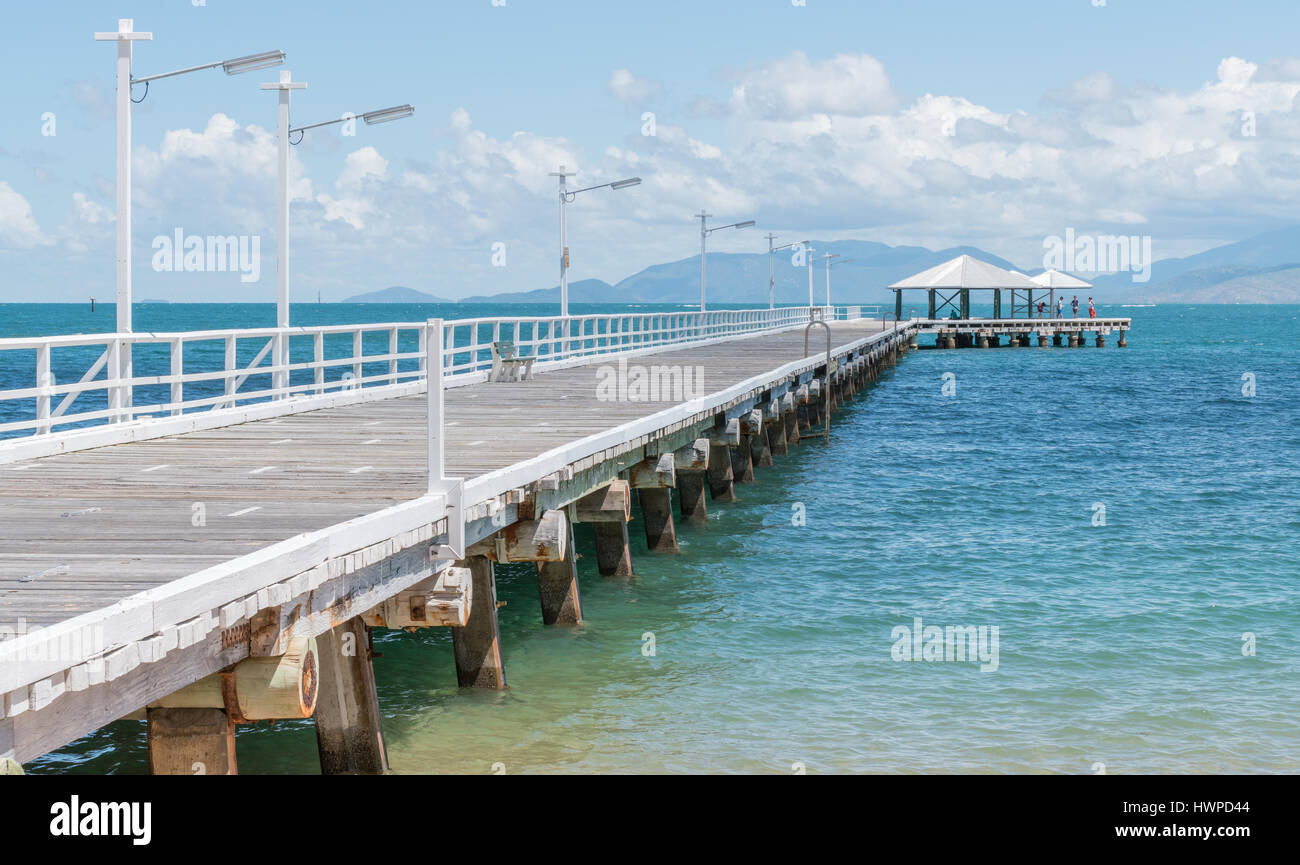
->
437;305;829;376
0;305;839;446
0;323;426;439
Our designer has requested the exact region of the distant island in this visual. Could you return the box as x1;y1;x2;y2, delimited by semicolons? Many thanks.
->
343;286;456;303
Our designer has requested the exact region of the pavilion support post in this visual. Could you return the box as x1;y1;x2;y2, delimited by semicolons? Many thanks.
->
451;556;507;688
148;707;238;776
895;291;903;320
637;488;679;552
536;520;583;625
315;617;389;775
993;290;1001;320
928;289;936;319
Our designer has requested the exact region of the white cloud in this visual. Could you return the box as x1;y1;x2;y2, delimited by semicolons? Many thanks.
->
71;192;113;225
609;69;661;107
731;52;896;120
0;182;46;248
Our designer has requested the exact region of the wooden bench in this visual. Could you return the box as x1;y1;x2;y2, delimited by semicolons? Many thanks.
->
490;340;536;382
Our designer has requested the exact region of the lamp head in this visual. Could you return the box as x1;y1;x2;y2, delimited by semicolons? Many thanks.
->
363;104;415;124
222;50;286;75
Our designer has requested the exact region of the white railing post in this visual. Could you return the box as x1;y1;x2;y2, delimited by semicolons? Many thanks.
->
313;331;324;394
426;318;444;488
106;339;123;424
469;321;481;374
388;327;399;385
169;337;183;415
224;335;237;407
352;329;363;387
425;317;464;560
35;344;51;435
272;330;288;399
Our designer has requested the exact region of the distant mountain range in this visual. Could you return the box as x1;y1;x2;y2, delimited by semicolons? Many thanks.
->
1089;226;1300;302
459;241;1021;305
345;227;1300;305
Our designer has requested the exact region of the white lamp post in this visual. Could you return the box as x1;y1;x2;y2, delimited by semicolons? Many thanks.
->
766;235;807;309
94;18;284;418
550;166;641;319
822;253;854;309
804;243;816;308
262;95;413;394
259;71;307;334
696;212;755;312
94;19;285;334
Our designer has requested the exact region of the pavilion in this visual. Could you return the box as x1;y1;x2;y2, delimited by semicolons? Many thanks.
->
888;254;1040;320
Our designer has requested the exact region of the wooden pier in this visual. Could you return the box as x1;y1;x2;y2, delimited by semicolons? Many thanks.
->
915;317;1132;349
0;306;930;772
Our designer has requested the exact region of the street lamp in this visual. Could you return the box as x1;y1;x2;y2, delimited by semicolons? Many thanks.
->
266;76;414;328
765;234;809;309
804;243;817;308
261;73;413;394
696;212;755;312
549;166;641;319
823;254;854;309
94;19;286;336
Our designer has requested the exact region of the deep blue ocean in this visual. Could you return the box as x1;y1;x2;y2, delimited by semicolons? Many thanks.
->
8;302;1299;774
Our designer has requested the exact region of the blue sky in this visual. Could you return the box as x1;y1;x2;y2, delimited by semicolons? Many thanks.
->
2;0;1300;301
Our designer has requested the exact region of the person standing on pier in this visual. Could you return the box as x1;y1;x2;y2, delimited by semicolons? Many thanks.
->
1071;295;1080;317
1055;297;1064;318
1088;297;1096;318
1037;300;1046;318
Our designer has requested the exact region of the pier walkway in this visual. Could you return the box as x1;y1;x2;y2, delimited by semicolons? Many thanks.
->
0;307;917;769
0;306;1128;771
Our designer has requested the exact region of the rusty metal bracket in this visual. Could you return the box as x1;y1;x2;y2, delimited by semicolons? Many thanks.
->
218;669;249;725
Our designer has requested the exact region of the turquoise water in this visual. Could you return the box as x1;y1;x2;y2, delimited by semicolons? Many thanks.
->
15;303;1300;774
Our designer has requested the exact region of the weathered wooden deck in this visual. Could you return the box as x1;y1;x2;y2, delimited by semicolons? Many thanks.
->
1;314;918;768
0;320;878;631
